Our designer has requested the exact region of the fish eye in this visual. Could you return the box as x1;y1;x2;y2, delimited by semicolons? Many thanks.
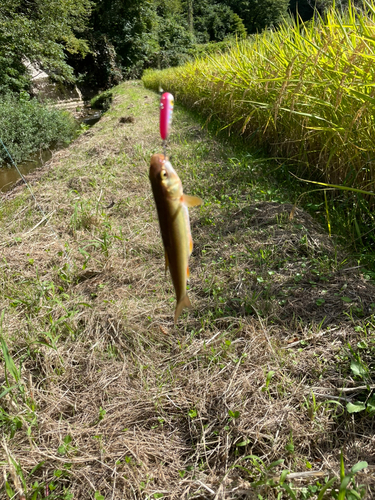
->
160;169;168;180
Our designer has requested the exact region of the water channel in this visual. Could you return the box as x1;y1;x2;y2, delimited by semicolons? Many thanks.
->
0;109;101;193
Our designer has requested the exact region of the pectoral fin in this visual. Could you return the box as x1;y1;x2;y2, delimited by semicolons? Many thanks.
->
182;194;203;207
174;294;192;324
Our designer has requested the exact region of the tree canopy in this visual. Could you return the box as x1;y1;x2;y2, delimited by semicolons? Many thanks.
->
193;0;247;43
0;0;362;94
0;0;91;92
218;0;290;33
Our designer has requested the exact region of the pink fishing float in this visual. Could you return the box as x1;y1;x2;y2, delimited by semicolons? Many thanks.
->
160;92;174;142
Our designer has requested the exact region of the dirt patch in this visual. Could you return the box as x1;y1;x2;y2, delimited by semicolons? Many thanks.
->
118;115;135;124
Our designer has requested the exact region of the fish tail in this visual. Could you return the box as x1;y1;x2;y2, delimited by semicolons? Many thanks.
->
174;294;192;324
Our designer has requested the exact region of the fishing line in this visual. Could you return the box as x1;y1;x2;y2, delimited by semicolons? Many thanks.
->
0;138;72;267
163;139;167;159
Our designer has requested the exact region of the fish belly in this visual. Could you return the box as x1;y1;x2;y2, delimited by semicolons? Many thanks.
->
166;202;189;301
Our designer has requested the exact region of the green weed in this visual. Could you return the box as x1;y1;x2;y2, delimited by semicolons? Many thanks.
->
231;452;367;499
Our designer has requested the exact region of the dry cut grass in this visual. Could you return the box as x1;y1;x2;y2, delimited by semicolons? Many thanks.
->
0;82;375;499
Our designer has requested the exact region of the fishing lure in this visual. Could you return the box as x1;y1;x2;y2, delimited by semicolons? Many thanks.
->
160;92;174;156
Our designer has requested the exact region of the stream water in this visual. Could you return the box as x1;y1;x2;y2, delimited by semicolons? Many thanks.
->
0;149;53;193
0;109;101;193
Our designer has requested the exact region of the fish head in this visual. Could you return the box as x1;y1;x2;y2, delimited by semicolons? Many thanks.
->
149;154;182;200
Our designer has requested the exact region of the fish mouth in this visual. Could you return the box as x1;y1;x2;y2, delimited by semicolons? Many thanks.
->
149;154;166;178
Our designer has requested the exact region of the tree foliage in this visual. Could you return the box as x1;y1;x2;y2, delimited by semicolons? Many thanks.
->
90;0;159;74
69;0;199;85
193;0;247;42
220;0;290;33
0;0;92;92
157;15;196;68
288;0;365;22
288;0;316;21
0;0;367;94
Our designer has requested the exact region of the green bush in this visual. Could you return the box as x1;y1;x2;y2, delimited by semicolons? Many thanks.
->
0;93;76;165
193;1;247;42
90;90;113;111
188;39;235;59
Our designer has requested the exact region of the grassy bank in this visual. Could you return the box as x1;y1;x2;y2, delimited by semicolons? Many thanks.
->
143;2;375;245
0;93;76;166
1;82;375;499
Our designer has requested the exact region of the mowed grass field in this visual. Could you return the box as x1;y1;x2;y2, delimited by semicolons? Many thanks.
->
1;82;375;499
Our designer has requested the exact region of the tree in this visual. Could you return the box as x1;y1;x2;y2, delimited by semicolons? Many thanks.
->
74;0;160;81
0;0;92;92
187;0;194;32
289;0;365;23
158;15;196;67
192;0;247;42
289;0;316;21
69;0;202;86
219;0;290;33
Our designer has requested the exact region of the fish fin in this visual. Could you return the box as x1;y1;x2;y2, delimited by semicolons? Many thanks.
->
174;294;192;324
164;251;169;275
187;266;190;278
189;233;193;255
182;194;203;207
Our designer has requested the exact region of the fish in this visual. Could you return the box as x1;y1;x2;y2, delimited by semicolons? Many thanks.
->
149;153;203;323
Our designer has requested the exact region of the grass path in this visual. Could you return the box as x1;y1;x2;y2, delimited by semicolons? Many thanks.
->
0;82;375;499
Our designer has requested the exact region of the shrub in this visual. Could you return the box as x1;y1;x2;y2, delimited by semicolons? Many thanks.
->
188;39;235;59
0;92;76;165
90;90;113;111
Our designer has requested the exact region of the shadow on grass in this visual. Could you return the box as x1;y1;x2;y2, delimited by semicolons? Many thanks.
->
192;200;375;329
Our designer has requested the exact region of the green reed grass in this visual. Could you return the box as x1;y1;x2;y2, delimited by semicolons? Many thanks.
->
143;1;375;198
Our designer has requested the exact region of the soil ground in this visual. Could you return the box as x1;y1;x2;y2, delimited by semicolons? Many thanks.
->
0;81;375;499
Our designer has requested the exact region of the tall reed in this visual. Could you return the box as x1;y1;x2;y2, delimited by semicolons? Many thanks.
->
143;1;375;196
